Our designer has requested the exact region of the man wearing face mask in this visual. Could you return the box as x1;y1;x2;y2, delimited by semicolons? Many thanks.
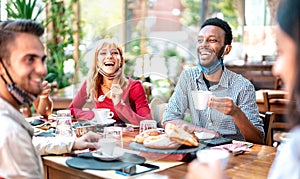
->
162;18;264;144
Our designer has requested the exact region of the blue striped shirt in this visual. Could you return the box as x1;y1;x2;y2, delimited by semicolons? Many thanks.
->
162;66;264;141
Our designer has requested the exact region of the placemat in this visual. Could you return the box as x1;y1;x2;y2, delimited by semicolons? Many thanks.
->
83;159;184;179
66;152;145;170
129;142;206;154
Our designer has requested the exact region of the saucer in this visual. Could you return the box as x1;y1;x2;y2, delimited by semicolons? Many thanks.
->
100;119;116;125
194;131;216;140
92;147;124;161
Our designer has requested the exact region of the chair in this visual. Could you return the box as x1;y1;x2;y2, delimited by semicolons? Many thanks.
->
264;111;291;146
149;97;167;128
274;77;284;90
142;82;152;102
262;91;286;113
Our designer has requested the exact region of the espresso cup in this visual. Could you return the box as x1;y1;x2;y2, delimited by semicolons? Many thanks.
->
98;138;116;156
94;108;114;123
192;90;213;110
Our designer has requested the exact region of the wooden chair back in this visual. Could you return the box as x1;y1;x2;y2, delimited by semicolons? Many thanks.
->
264;111;291;146
262;91;286;114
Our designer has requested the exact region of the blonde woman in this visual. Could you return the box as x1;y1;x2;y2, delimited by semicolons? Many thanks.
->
69;39;152;126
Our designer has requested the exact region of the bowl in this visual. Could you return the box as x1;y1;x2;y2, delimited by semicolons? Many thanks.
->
75;125;97;137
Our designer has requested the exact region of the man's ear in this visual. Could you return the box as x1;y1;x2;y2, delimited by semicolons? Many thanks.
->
224;45;232;55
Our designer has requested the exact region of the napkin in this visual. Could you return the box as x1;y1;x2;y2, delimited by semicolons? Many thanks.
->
211;142;252;156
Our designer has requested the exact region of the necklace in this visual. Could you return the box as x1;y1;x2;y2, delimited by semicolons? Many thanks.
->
101;84;111;90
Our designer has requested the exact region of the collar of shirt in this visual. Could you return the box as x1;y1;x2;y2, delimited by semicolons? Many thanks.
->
195;67;231;90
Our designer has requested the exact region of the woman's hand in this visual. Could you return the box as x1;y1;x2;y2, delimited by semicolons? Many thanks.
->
111;84;123;104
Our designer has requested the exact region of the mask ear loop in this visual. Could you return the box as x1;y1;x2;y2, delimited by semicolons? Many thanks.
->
220;45;228;59
0;59;15;85
0;59;36;105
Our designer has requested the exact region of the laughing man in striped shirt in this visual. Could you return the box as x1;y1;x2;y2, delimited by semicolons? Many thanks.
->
162;18;264;144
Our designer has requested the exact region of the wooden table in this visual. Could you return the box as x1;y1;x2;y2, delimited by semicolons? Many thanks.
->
42;130;277;179
256;89;288;113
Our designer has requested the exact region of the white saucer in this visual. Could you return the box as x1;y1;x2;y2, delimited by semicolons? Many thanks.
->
194;131;216;140
92;147;124;161
99;119;116;125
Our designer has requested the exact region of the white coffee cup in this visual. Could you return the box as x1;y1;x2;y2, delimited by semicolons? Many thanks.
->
192;90;213;110
98;138;116;156
94;108;114;123
196;149;230;170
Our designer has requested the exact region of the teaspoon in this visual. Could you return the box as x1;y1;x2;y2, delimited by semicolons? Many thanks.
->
98;90;111;102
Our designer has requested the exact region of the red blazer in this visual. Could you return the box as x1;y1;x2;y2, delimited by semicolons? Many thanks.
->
69;78;152;125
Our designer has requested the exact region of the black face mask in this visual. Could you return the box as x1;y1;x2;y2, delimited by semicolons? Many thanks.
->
0;60;37;105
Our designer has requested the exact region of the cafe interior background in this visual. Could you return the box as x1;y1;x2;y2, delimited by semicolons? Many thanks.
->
0;0;279;108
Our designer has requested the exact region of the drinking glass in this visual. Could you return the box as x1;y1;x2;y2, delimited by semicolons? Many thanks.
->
55;110;73;137
103;126;123;148
139;120;157;134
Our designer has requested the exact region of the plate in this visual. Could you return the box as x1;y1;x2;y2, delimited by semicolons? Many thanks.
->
92;147;124;161
92;152;123;161
129;142;205;154
194;131;216;140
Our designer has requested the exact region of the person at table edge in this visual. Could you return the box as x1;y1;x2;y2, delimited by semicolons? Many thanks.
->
162;18;264;144
69;39;152;126
0;20;101;178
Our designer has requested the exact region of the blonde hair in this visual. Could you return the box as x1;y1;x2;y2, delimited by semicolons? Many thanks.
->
86;39;128;101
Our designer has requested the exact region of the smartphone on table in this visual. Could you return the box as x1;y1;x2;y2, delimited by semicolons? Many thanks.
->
115;163;159;176
201;137;233;146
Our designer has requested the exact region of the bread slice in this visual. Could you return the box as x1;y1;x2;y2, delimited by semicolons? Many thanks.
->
134;128;163;144
165;123;199;147
143;134;181;149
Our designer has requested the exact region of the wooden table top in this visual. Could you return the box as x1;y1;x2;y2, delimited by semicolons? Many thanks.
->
42;129;277;179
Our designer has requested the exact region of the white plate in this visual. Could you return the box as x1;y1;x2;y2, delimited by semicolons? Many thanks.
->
92;147;124;161
194;131;216;140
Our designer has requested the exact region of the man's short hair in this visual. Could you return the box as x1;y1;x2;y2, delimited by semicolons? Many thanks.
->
201;17;232;45
0;19;44;62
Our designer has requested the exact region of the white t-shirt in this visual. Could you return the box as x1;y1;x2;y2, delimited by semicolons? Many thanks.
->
0;98;43;178
268;126;300;179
